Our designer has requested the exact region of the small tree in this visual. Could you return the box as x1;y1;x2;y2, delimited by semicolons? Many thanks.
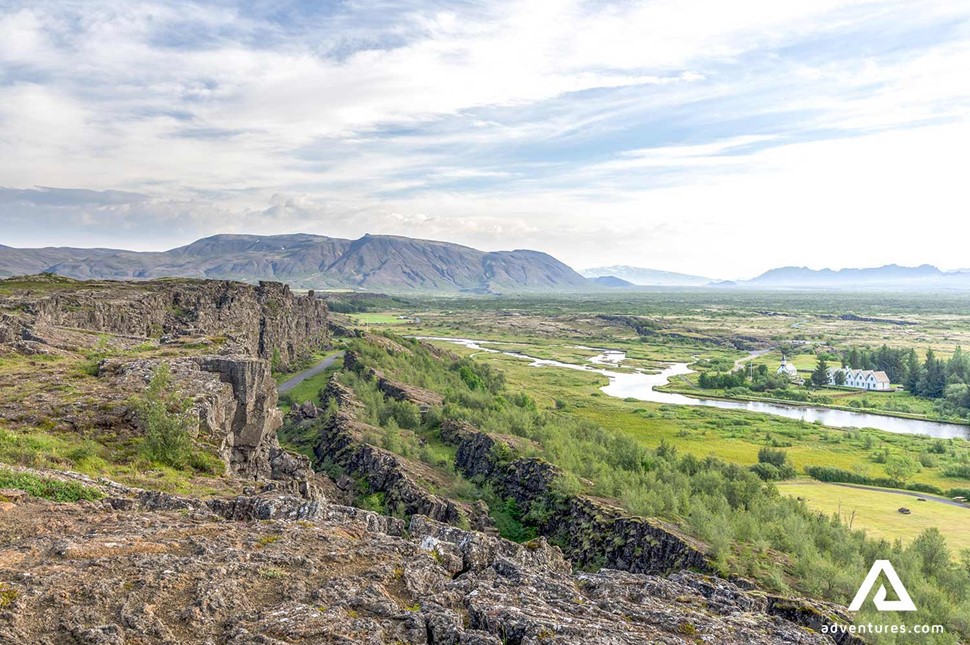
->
656;439;678;460
909;528;950;577
833;369;846;386
885;455;920;484
135;364;195;469
811;357;830;388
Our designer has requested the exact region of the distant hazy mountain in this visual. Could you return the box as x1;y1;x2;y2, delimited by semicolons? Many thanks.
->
581;265;712;286
589;275;636;288
727;264;970;289
0;233;592;293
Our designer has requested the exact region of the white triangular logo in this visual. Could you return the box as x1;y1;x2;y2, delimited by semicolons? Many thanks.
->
848;560;917;612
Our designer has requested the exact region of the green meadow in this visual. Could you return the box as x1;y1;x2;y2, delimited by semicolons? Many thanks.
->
777;481;970;553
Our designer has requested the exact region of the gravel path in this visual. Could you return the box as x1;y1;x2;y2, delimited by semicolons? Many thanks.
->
833;483;969;508
278;351;344;394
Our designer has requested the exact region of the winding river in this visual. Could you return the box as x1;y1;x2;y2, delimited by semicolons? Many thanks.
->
417;337;970;439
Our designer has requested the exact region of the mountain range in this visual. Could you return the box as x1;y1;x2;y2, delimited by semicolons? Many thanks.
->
0;233;591;293
4;234;970;293
581;265;713;287
720;264;970;290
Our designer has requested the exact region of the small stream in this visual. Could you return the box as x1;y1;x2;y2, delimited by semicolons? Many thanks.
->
416;337;969;439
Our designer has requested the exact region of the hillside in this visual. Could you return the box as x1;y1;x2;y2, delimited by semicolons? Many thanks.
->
589;275;636;288
0;233;591;294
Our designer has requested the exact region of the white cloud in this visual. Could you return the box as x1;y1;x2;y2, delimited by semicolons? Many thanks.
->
0;0;968;277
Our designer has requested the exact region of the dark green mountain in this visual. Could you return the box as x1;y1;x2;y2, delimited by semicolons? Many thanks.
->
0;233;592;293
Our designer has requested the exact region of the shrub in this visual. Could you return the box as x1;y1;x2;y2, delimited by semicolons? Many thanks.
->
943;464;970;479
803;465;944;495
804;465;872;485
751;462;796;481
490;498;538;543
929;439;949;454
757;446;788;468
752;446;795;480
134;364;196;470
906;482;944;495
656;439;678;460
751;462;780;481
388;400;421;430
918;452;938;468
357;491;386;513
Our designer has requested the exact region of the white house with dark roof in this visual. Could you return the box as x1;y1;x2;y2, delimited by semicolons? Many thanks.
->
827;367;891;391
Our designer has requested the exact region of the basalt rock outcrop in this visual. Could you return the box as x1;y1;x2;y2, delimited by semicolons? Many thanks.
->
438;420;862;643
0;276;328;481
0;275;328;370
316;376;711;576
314;402;469;527
441;419;710;575
106;355;307;480
309;377;496;531
0;473;849;644
375;376;444;413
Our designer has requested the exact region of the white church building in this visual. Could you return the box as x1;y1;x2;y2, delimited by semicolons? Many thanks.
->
776;357;799;379
826;367;891;391
776;357;804;384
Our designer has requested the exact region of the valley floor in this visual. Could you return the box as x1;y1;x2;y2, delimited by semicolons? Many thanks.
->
337;294;970;555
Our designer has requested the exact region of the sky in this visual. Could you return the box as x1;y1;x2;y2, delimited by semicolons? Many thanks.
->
0;0;969;279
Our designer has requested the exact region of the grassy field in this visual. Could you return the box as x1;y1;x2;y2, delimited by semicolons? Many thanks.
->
350;312;411;325
777;480;970;554
364;289;970;364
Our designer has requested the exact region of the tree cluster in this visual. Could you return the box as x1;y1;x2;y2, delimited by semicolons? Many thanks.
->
697;363;789;392
845;345;970;408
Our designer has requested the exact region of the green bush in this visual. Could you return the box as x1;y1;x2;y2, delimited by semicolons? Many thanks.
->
357;491;386;513
919;452;939;468
943;464;970;479
491;498;538;543
751;462;780;481
752;446;795;480
133;364;219;473
804;465;945;495
757;446;788;468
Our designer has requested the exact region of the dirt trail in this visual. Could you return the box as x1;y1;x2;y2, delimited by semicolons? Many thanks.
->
833;483;970;508
278;351;345;394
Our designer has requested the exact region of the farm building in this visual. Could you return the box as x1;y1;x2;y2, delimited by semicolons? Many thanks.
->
826;368;891;391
